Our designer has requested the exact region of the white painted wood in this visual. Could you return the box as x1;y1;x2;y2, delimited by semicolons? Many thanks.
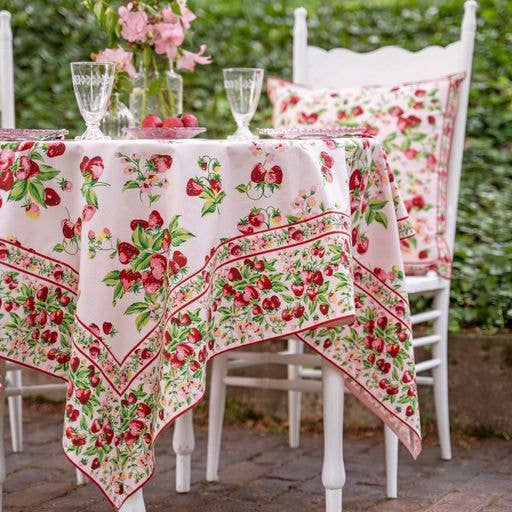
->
76;468;86;486
173;410;195;493
411;310;441;325
293;8;308;84
322;359;345;512
7;369;22;452
0;359;6;512
287;338;304;448
0;11;15;128
431;287;452;460
415;358;442;374
405;273;447;294
299;367;322;379
416;376;434;386
223;376;322;393
226;350;319;366
206;353;228;482
384;425;398;498
4;383;67;397
118;489;146;512
412;334;441;348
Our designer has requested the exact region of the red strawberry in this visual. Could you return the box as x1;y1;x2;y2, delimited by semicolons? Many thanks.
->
62;220;75;239
18;156;39;179
265;165;283;185
248;210;265;227
250;163;266;183
281;309;293;321
0;171;14;191
117;242;140;264
356;238;369;254
319;304;329;315
59;295;71;307
320;151;334;168
291;283;304;297
372;337;385;353
402;370;413;383
50;310;64;325
262;297;274;310
271;295;281;308
227;267;242;281
76;388;91;405
119;269;141;291
130;219;149;231
36;287;49;301
89;374;100;387
252;305;263;315
209;179;222;193
91;418;101;433
103;322;113;335
173;251;187;268
237;222;254;235
179;313;191;325
148;210;164;228
386;385;398;396
257;275;272;290
44;187;61;206
312;271;324;285
141;270;162;295
150;253;167;280
187;327;202;343
70;356;80;372
242;285;259;302
150;154;173;172
91;458;100;470
386;343;400;358
137;403;151;418
376;316;388;330
352;106;364;116
306;287;318;301
349;170;362;191
186;178;203;196
293;306;305;318
405;406;414;417
379;378;388;390
47;142;65;158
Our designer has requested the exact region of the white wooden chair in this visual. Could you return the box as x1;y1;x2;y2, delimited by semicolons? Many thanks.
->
0;13;87;507
206;0;477;504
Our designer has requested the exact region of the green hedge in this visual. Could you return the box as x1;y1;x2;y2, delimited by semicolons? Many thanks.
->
4;0;512;330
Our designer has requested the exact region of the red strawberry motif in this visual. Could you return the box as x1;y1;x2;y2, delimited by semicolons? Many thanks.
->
119;269;141;291
312;271;324;285
405;406;414;417
252;305;263;315
250;163;266;183
18;156;39;179
130;219;149;231
70;357;80;372
233;292;249;308
349;170;362;191
103;322;113;335
91;418;102;433
179;313;191;325
248;210;265;228
418;250;428;259
320;151;334;168
254;260;265;271
46;142;65;158
356;238;369;254
242;285;260;302
386;385;398;396
187;327;202;343
148;210;164;228
412;194;425;209
352;106;364;116
80;156;104;180
162;229;172;251
0;171;14;191
265;165;283;185
141;270;162;295
173;250;187;268
59;295;71;307
402;370;413;383
44;188;61;206
386;343;400;358
61;220;75;239
262;297;274;310
76;388;91;405
281;309;293;321
227;267;242;281
186;178;203;196
376;316;388;330
237;222;254;235
257;275;272;290
137;403;151;418
50;310;64;325
271;295;281;308
150;253;167;280
118;242;140;264
379;378;388;390
91;458;100;470
319;304;329;315
389;106;404;117
293;306;305;318
372;337;385;353
306;287;318;301
209;179;222;193
89;374;100;387
150;154;173;172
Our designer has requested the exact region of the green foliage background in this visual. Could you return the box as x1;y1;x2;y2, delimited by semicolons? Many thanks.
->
3;0;512;330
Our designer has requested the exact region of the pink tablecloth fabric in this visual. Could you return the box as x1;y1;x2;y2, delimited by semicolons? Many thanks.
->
0;137;420;508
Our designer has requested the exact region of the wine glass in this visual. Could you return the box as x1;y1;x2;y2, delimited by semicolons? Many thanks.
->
223;68;264;140
70;62;116;140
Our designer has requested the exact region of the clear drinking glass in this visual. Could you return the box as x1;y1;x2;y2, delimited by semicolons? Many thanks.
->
223;68;264;140
70;62;116;140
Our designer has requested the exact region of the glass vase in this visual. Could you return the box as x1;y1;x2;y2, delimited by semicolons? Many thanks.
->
129;67;183;124
100;92;135;139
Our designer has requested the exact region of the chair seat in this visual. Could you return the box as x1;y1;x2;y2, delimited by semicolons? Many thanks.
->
405;272;448;294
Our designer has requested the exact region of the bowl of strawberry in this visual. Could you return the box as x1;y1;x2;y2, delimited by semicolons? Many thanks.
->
123;113;206;139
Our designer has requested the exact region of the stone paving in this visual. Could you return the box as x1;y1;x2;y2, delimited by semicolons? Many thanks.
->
3;402;512;512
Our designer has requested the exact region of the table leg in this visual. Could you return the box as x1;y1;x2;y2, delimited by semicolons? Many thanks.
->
322;359;345;512
118;489;146;512
0;359;6;512
173;409;195;493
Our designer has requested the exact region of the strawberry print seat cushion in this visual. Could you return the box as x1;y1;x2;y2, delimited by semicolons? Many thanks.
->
267;73;466;278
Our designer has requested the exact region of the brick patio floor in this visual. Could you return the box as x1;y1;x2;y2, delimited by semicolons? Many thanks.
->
3;402;512;512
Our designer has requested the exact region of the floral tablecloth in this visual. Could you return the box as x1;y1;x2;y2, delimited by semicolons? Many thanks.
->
0;137;420;508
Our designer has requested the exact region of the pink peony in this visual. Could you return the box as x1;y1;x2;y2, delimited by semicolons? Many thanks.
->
177;44;212;71
0;148;14;171
118;5;149;43
94;47;136;78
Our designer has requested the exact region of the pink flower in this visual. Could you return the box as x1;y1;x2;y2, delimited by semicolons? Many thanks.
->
177;44;212;71
0;148;15;171
152;20;184;65
177;0;197;30
118;5;149;43
94;47;136;78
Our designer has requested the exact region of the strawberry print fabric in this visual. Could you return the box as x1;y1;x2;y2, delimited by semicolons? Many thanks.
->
0;138;420;509
267;74;466;278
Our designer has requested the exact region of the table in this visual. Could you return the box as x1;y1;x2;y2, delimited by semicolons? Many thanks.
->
0;137;420;509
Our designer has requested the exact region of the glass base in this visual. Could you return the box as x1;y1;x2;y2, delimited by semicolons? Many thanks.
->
75;125;111;141
227;125;258;141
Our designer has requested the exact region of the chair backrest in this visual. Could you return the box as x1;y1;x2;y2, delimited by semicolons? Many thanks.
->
293;1;477;256
0;10;15;129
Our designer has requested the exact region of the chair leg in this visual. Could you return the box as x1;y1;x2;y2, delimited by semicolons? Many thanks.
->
432;287;452;460
76;467;87;485
118;489;146;512
0;360;7;512
7;369;23;453
322;359;345;512
384;425;398;498
173;409;195;493
206;353;228;482
287;338;303;449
